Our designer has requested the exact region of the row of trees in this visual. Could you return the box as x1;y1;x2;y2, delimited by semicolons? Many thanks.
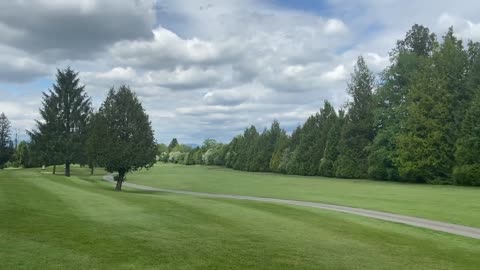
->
165;24;480;186
0;112;59;170
0;113;37;169
1;68;157;191
158;138;228;166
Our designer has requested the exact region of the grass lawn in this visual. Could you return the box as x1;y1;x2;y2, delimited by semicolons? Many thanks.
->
128;163;480;228
1;167;480;269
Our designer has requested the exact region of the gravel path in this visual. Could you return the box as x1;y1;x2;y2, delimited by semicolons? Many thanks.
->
103;175;480;239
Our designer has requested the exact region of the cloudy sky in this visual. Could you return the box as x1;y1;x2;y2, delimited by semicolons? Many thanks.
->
1;0;480;144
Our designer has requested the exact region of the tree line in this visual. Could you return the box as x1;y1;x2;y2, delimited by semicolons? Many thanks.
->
0;68;157;191
161;24;480;186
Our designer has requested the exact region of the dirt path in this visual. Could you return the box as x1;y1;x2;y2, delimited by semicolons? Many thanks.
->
103;175;480;239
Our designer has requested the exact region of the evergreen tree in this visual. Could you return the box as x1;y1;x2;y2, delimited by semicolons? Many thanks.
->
434;28;469;134
288;101;337;176
396;57;454;182
251;129;270;172
86;112;106;175
29;91;63;173
319;110;344;177
466;41;480;97
288;115;318;175
269;124;289;173
252;121;285;172
30;67;91;176
225;136;241;168
285;126;302;174
367;128;399;180
13;141;31;168
233;126;259;171
96;85;157;191
336;57;375;178
452;93;480;186
168;138;179;152
368;25;437;181
0;113;14;169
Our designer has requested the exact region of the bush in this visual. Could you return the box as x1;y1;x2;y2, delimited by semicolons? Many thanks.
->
168;151;185;164
453;165;480;186
158;152;169;163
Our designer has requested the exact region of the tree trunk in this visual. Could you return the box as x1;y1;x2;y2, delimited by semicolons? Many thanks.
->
65;162;70;177
115;179;123;191
53;165;56;175
89;161;94;175
115;169;125;191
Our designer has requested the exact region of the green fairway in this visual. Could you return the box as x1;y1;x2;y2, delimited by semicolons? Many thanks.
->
1;167;480;269
128;163;480;228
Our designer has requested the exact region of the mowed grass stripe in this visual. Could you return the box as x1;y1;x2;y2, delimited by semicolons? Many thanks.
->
1;168;479;269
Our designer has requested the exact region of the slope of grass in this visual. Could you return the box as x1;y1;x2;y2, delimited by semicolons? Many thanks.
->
128;163;480;227
1;167;479;269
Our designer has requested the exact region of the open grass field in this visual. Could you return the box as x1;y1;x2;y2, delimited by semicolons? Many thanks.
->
129;164;480;228
1;166;480;269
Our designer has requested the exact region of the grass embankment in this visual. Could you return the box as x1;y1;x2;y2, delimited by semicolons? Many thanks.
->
129;163;480;227
1;167;479;269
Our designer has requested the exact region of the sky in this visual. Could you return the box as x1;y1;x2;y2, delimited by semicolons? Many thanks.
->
1;0;480;144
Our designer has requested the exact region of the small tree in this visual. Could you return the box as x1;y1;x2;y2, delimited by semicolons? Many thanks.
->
97;85;157;191
14;141;31;168
0;113;14;169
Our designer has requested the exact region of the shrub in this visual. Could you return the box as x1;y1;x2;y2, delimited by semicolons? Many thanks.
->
452;165;480;186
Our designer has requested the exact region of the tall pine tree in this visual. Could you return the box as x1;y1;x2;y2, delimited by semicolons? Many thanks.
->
29;91;63;174
336;57;375;178
30;67;91;176
434;28;469;135
319;109;344;177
